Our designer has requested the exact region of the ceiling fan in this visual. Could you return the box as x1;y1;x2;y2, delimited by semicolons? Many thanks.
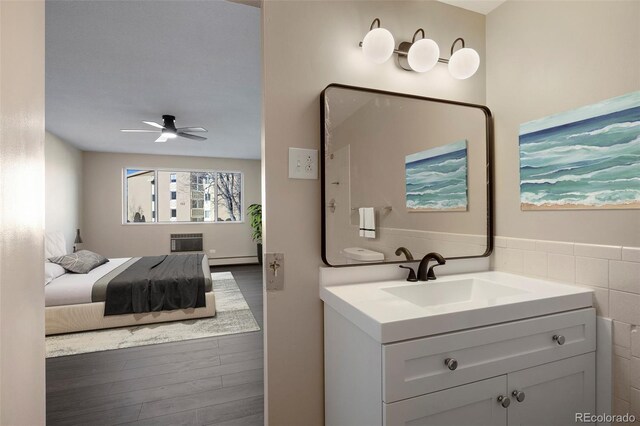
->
120;115;208;143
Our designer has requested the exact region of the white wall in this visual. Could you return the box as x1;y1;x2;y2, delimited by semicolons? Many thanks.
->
82;151;261;261
262;1;486;423
45;131;82;253
0;1;46;424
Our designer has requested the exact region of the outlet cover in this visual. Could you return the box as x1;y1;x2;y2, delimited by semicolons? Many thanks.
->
288;147;318;180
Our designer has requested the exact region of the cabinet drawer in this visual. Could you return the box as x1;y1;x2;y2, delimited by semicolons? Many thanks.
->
383;308;595;402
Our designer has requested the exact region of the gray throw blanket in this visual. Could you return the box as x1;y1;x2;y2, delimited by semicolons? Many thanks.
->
104;254;206;316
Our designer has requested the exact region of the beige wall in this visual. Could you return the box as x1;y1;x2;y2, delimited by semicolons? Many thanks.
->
486;0;640;247
0;1;46;424
262;1;485;423
82;152;261;261
486;0;640;418
45;131;83;253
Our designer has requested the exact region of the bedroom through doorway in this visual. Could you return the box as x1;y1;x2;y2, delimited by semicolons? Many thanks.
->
43;1;264;424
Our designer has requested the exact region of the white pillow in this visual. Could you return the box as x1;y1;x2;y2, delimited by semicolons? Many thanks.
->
45;231;67;259
45;262;66;286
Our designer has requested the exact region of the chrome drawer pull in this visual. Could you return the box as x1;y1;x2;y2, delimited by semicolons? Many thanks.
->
552;334;565;345
512;390;525;402
444;358;458;371
497;395;511;408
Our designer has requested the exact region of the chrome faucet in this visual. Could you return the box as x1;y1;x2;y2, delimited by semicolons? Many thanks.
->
417;252;446;281
395;247;414;261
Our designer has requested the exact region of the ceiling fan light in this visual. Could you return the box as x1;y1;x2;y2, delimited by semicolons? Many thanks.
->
162;131;177;139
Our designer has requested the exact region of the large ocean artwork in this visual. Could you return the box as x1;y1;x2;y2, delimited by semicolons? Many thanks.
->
405;140;468;211
520;91;640;210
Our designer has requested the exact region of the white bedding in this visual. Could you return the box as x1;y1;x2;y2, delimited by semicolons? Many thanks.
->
45;258;131;307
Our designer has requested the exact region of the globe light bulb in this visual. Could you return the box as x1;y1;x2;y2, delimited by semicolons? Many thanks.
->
362;27;395;65
407;38;440;73
448;47;480;79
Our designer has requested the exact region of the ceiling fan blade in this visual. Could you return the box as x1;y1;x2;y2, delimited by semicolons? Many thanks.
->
178;132;207;141
154;135;169;143
121;129;161;133
176;127;208;133
143;121;164;129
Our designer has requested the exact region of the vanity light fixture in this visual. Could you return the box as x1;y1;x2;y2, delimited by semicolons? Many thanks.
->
403;29;440;73
359;19;480;79
447;37;480;80
360;18;395;64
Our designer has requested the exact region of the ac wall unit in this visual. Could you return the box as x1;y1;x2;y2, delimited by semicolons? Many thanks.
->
170;233;203;253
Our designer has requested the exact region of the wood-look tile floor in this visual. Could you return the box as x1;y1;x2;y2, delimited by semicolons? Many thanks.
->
46;264;264;426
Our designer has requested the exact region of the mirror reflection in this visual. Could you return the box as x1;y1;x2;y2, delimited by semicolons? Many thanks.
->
322;85;492;266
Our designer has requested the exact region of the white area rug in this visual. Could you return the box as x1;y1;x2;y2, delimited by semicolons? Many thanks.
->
46;272;260;358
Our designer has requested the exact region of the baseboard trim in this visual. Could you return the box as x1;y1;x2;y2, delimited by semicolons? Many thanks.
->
208;256;259;266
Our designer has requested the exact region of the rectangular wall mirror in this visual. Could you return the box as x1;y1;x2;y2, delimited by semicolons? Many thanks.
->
321;84;493;267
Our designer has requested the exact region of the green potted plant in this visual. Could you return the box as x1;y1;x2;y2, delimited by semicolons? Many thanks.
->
247;203;262;265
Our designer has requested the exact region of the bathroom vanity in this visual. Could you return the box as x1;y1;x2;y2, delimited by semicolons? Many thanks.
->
321;272;595;426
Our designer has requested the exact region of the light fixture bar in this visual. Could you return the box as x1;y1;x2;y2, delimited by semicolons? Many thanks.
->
358;22;480;78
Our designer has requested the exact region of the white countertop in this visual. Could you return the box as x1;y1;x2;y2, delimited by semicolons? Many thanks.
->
320;271;594;343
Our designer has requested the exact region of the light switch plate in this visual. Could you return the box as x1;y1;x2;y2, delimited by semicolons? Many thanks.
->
288;147;318;179
266;252;284;291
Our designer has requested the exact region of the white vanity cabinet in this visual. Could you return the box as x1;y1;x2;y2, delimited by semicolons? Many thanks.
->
324;305;596;426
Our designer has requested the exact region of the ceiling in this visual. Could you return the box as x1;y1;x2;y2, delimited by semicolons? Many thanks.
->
437;0;506;15
46;1;261;159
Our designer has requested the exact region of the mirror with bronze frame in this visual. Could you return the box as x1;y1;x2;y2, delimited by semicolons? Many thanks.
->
321;84;493;267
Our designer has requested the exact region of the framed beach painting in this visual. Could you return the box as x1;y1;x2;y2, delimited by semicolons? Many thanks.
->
519;91;640;210
405;140;468;212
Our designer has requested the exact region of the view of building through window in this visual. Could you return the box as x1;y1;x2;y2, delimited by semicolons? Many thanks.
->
125;169;242;223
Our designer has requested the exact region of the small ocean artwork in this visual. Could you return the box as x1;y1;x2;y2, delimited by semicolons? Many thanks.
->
520;91;640;210
405;140;468;211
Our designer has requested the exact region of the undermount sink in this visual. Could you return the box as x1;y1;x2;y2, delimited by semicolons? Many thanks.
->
319;271;594;343
382;278;529;308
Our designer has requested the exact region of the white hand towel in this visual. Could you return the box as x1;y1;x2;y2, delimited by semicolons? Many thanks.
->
364;207;376;239
358;208;365;237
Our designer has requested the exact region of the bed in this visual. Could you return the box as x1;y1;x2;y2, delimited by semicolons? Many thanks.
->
44;233;216;335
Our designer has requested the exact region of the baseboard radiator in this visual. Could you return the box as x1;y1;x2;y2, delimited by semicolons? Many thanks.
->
170;233;203;253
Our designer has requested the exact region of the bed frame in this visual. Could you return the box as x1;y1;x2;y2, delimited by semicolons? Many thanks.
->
45;292;216;335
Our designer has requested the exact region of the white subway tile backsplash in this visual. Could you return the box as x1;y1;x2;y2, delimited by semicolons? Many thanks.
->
632;327;640;358
610;291;640;325
535;239;574;255
615;344;632;360
506;238;536;251
575;256;608;288
614;321;632;348
494;236;508;248
523;250;547;277
502;248;524;273
548;254;575;283
631;357;640;389
614;355;630;401
588;285;609;318
574;243;622;260
610;261;640;294
613;397;630;417
622;247;640;263
630;386;640;418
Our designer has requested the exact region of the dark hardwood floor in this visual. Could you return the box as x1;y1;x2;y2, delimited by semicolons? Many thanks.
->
46;264;264;426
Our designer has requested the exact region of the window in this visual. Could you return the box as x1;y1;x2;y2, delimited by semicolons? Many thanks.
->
124;168;243;224
125;169;155;223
